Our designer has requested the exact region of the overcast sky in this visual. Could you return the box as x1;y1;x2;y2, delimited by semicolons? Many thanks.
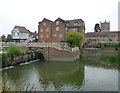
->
0;0;119;36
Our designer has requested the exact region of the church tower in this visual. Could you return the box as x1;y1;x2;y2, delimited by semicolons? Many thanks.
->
100;20;110;32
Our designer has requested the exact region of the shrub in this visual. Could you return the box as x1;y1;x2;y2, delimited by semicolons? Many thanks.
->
6;45;21;56
2;53;8;62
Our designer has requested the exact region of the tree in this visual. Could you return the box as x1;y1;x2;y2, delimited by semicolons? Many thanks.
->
6;34;12;42
66;31;84;48
94;23;101;32
1;35;6;42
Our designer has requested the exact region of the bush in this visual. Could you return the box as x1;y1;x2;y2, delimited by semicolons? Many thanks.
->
6;45;21;56
2;53;8;62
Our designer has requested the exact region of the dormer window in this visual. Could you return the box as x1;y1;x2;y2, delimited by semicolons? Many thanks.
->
74;22;79;26
56;21;59;25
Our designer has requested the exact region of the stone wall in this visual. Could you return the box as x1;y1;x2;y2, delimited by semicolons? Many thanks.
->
2;52;41;68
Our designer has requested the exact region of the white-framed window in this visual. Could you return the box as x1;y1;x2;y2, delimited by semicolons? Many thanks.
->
46;28;49;32
56;27;59;31
74;22;79;26
15;32;19;36
40;35;43;38
59;34;63;38
40;29;43;32
66;27;68;31
43;22;46;26
53;34;57;37
46;35;49;38
56;21;59;25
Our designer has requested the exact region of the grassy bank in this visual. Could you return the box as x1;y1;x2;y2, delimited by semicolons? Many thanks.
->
1;45;41;68
100;49;120;64
100;54;119;64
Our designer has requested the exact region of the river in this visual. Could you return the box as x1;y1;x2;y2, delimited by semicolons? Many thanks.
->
1;56;119;92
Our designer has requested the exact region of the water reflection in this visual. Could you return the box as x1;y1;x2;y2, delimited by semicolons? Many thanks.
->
37;62;85;91
2;59;118;91
2;61;85;91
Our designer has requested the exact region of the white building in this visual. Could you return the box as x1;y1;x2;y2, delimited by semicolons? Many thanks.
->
11;26;32;42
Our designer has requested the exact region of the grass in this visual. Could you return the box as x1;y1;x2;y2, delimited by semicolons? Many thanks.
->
100;54;119;64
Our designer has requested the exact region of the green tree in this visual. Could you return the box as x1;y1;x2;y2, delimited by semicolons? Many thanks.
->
94;23;101;32
6;34;12;42
1;35;6;42
66;31;84;48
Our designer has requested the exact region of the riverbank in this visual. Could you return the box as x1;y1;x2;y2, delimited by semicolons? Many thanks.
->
1;51;42;68
1;45;43;68
81;47;119;69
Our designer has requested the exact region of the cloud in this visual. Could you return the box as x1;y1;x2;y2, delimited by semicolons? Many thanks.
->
0;0;119;35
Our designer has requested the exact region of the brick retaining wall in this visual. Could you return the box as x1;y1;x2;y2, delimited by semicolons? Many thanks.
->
42;47;80;62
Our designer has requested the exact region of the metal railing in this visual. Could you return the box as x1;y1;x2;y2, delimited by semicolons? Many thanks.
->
0;42;72;51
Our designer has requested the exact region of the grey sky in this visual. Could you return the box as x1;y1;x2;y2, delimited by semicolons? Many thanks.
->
0;0;119;36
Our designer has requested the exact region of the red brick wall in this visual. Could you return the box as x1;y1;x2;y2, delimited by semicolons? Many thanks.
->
38;19;52;42
38;18;85;43
52;19;67;42
42;47;80;62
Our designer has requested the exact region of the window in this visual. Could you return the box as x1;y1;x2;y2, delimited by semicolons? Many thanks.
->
56;27;59;31
53;34;56;37
43;22;46;26
40;29;43;32
56;21;59;25
46;28;49;32
59;34;63;38
40;35;43;38
15;32;19;36
46;35;49;38
66;27;68;31
74;22;79;26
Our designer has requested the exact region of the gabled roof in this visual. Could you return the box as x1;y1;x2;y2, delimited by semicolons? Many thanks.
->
64;19;85;28
54;18;85;28
42;18;53;23
13;25;30;33
38;18;53;24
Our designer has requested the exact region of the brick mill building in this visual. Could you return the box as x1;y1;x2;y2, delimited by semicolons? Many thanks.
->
38;18;85;43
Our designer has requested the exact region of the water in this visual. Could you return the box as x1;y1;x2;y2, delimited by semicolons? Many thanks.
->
1;59;118;91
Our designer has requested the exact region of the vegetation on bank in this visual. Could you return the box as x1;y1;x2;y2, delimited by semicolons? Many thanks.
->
1;45;40;68
2;45;21;63
98;42;120;50
100;48;120;64
80;48;120;66
100;54;119;64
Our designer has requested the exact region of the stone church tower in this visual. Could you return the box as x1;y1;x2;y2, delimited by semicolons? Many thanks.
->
100;20;110;32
